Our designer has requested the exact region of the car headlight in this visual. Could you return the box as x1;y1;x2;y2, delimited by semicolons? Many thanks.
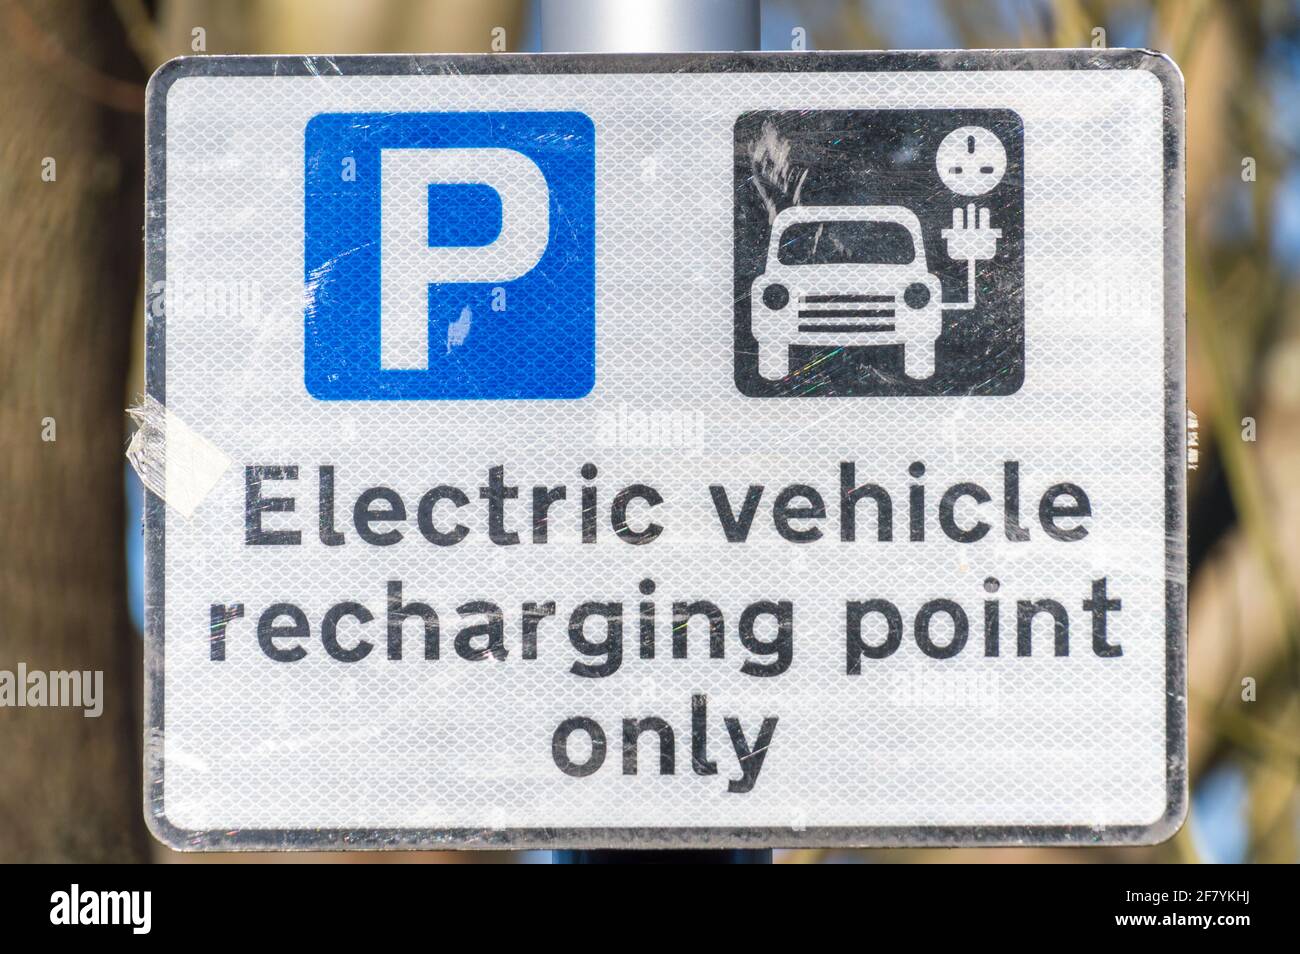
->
762;283;789;310
903;282;930;310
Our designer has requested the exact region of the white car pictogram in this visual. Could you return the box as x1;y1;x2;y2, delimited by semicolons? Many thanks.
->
750;205;942;381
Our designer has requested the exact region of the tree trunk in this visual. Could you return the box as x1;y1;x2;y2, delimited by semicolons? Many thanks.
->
0;0;149;862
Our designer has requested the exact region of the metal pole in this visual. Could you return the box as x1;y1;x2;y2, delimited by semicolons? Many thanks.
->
539;0;768;866
540;0;760;53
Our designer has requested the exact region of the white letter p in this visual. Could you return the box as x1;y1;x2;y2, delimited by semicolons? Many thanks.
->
379;148;549;369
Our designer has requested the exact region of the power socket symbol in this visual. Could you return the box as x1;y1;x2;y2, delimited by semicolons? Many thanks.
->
936;125;1008;196
734;109;1025;398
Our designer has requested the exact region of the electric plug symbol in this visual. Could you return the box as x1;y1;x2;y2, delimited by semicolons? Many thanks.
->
941;204;1002;311
942;204;1001;261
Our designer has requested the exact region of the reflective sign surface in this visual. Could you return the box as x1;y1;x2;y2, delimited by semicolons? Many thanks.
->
145;50;1186;849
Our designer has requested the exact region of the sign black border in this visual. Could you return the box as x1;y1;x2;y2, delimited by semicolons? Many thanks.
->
144;49;1187;851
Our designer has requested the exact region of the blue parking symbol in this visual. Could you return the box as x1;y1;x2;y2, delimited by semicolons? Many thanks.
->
304;111;596;400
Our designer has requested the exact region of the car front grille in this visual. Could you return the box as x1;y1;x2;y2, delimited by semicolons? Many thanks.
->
797;293;895;323
797;322;896;333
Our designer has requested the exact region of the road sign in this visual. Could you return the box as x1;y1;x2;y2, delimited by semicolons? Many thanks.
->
143;50;1186;850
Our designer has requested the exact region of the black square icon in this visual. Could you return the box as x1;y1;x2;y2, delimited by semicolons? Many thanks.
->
734;109;1024;397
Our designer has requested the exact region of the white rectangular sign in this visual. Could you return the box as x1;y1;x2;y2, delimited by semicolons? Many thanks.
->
144;50;1186;849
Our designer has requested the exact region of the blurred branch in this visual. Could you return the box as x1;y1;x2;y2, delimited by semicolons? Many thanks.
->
1187;169;1300;694
153;0;527;57
801;0;885;49
111;0;165;72
0;0;144;111
0;0;149;861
